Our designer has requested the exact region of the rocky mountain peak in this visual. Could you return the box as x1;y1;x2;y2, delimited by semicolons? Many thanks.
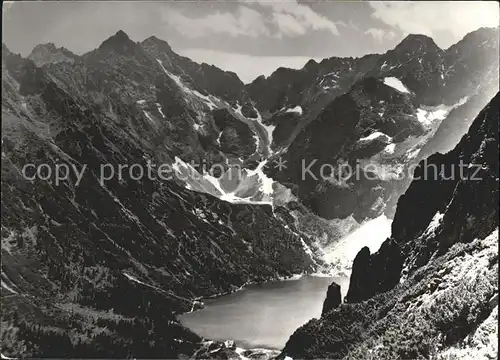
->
113;29;130;40
250;74;266;84
141;35;173;54
32;42;57;51
2;42;13;58
446;26;499;56
395;33;442;53
28;43;77;66
450;26;499;47
305;58;318;66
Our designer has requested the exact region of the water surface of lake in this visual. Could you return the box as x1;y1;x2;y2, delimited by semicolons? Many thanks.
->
178;276;349;350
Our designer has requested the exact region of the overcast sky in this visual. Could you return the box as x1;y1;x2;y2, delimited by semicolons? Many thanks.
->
3;1;499;83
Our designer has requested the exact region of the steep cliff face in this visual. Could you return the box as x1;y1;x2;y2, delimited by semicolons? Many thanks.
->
1;35;324;358
246;54;380;147
281;93;499;359
269;76;432;221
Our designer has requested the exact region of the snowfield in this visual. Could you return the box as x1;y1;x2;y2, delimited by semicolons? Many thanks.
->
253;110;276;155
416;97;468;127
358;131;392;143
285;106;303;115
383;77;411;94
323;215;392;277
171;157;275;206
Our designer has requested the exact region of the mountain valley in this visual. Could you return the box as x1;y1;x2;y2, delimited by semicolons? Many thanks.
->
1;23;499;359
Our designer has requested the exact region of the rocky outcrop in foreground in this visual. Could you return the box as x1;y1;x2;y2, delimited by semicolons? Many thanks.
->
321;281;342;316
281;93;499;359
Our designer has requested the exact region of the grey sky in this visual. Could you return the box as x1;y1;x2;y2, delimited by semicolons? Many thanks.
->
2;1;499;83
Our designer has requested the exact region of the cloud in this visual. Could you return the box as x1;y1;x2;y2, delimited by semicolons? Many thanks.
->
272;13;307;37
369;1;499;47
364;28;397;43
260;1;339;37
337;20;359;31
163;5;269;38
162;1;339;40
176;48;320;83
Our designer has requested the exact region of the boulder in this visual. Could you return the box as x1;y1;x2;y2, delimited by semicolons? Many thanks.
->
191;300;205;312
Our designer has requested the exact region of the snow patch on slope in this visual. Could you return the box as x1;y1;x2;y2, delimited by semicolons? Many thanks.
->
285;106;303;115
416;97;469;127
416;108;448;126
253;109;275;154
143;110;156;125
324;215;392;277
155;103;165;118
359;131;392;142
384;143;396;154
171;157;274;206
246;159;274;195
383;77;410;94
423;211;444;237
1;279;18;295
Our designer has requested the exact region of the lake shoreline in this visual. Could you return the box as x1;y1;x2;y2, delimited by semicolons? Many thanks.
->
187;270;336;313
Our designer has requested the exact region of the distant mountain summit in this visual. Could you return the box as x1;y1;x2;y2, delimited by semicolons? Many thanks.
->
248;27;498;149
97;29;137;55
393;33;442;53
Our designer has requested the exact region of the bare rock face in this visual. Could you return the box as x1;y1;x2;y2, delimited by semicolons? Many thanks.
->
28;43;77;66
321;281;342;316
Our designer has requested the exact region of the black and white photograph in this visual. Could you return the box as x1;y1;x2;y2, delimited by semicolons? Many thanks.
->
1;1;499;359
